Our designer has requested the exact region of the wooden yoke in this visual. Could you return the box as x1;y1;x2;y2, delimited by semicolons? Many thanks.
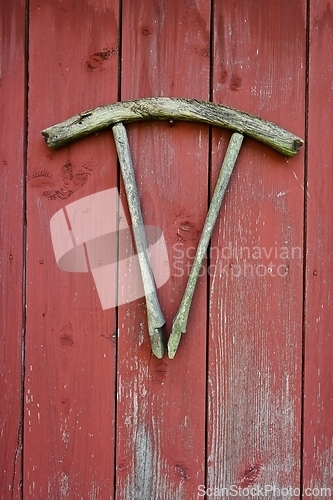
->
42;97;303;156
42;98;304;359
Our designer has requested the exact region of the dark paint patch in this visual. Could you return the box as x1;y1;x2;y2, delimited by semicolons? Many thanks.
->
86;46;116;71
59;323;74;348
177;221;199;242
240;462;263;487
116;462;127;472
230;74;242;91
42;160;91;201
153;362;168;384
60;335;74;348
174;462;190;481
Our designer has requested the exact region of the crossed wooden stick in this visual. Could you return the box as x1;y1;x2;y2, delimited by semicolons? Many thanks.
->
42;98;303;359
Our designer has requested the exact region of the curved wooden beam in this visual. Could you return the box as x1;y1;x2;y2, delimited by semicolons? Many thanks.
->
42;97;303;157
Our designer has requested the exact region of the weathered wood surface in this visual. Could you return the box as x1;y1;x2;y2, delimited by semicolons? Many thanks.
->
207;0;306;495
2;1;333;498
25;1;119;497
303;0;333;492
42;97;303;156
115;0;211;497
0;3;26;498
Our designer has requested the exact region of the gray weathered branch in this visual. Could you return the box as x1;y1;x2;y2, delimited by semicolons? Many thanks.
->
167;132;244;358
42;97;303;157
112;123;166;359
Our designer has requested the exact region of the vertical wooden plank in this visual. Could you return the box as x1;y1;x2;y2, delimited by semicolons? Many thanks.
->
303;0;333;494
116;1;210;497
207;0;306;494
0;2;26;498
25;1;119;497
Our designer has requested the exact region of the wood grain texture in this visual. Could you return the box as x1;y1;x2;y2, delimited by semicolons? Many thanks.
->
25;1;119;497
303;0;333;492
116;0;211;497
0;3;26;498
207;0;306;494
5;2;332;497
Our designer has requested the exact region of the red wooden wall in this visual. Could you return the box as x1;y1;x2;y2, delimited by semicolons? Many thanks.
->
1;0;332;498
0;2;26;497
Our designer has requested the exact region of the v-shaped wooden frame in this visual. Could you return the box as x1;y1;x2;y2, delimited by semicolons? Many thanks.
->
42;98;303;359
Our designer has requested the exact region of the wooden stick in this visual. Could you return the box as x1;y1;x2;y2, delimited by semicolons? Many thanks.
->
42;97;303;157
112;123;166;359
167;132;244;359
